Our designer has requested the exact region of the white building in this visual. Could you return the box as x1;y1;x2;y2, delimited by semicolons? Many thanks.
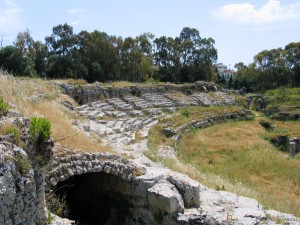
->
215;63;235;79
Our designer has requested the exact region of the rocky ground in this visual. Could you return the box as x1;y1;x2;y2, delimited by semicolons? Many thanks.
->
68;87;300;224
1;82;300;225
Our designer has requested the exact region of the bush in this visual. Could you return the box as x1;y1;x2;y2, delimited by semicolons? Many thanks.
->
14;154;31;176
0;97;9;116
181;109;190;118
46;192;69;218
29;117;51;143
184;88;193;95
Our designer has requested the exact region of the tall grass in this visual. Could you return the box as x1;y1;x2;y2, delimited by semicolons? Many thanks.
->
0;70;109;152
177;120;300;217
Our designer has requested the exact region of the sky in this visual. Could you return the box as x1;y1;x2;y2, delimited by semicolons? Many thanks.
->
0;0;300;68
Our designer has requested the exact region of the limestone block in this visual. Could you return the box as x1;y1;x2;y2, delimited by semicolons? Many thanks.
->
167;172;200;208
131;167;166;198
148;182;184;214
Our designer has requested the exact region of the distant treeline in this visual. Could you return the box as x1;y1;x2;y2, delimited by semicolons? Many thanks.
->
0;24;218;83
231;42;300;92
0;23;299;92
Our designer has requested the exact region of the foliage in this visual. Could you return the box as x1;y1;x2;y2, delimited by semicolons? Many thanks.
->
233;42;300;92
0;24;217;83
47;211;53;225
0;96;9;116
216;185;226;191
14;154;31;176
46;192;69;218
264;87;300;109
29;117;51;143
181;108;190;117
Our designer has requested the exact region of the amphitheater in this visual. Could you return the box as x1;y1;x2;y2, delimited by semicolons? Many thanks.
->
1;81;299;225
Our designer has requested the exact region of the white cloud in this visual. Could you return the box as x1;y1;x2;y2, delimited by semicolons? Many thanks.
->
68;8;82;14
215;0;300;24
0;0;23;32
71;21;80;26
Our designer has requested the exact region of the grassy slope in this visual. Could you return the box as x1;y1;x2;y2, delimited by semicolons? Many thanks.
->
148;104;300;216
177;119;300;217
265;88;300;112
0;71;109;152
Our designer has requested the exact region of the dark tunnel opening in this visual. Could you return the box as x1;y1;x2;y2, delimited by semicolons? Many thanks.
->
52;172;133;225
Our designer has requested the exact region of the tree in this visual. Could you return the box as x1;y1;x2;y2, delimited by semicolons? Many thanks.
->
285;42;300;86
78;30;119;82
14;29;37;76
33;41;48;76
0;45;23;73
45;23;76;78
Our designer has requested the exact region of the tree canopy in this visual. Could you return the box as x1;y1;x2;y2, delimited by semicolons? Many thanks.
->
232;43;300;92
0;24;218;83
1;23;299;92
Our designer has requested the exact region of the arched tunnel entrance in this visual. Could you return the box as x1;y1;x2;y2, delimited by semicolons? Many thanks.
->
52;172;133;225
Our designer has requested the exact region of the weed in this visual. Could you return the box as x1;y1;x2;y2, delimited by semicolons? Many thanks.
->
47;211;53;225
0;96;9;116
29;117;51;144
181;108;190;118
216;185;226;191
14;154;31;176
184;87;193;95
46;192;69;218
0;124;23;146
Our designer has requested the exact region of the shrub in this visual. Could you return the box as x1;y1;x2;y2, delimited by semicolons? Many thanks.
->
14;154;31;176
0;124;22;145
184;88;193;95
0;97;9;116
181;109;190;118
29;117;51;143
46;192;69;218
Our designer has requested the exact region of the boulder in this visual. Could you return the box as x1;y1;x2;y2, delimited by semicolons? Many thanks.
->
148;182;184;214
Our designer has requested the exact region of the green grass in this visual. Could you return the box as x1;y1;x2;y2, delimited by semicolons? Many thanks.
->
264;87;300;112
177;119;300;217
160;105;244;128
147;108;300;217
147;106;245;152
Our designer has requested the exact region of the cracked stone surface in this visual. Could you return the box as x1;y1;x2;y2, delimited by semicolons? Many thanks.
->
68;89;300;225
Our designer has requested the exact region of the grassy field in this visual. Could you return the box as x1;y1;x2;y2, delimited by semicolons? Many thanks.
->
265;88;300;108
147;106;300;217
147;105;246;151
0;71;109;152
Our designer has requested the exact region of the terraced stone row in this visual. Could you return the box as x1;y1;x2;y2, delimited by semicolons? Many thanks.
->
107;98;133;111
83;117;156;136
165;93;198;106
122;95;153;109
142;93;175;107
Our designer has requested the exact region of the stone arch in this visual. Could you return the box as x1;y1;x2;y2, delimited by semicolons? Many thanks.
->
46;152;202;224
46;152;141;187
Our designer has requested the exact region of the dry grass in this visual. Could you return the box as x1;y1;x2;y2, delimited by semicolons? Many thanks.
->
162;105;244;128
177;120;300;217
0;71;109;152
147;108;300;217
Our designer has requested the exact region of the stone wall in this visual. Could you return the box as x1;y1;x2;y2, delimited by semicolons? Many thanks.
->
46;151;202;224
60;81;223;105
0;142;46;225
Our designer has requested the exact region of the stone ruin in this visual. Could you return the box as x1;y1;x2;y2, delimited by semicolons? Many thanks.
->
1;82;300;225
